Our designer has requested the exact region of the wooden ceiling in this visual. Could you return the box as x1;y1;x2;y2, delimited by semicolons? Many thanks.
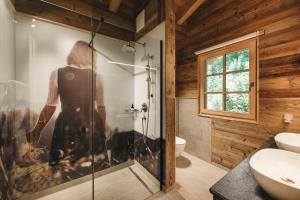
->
13;0;150;41
12;0;205;41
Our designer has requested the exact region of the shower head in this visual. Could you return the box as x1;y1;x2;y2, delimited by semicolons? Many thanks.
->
122;42;136;53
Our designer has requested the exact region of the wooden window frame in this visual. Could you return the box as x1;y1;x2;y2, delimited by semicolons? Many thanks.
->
198;38;258;123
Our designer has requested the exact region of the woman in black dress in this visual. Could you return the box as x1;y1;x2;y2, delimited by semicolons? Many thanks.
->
26;41;109;172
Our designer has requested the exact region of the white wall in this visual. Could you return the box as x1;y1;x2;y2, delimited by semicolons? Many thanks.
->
0;0;15;81
15;14;134;136
134;22;165;139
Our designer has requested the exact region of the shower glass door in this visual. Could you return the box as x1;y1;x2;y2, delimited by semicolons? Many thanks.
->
90;14;164;199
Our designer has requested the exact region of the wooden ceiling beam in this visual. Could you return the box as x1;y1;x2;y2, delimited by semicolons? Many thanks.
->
39;0;135;32
15;0;134;41
9;0;15;7
177;0;205;25
109;0;122;13
135;0;150;16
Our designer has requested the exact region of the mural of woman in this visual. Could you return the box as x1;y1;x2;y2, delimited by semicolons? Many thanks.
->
25;41;109;172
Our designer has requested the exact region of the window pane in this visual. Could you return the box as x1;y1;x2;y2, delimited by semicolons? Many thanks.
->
226;72;249;92
206;56;223;75
206;94;223;111
225;93;249;113
226;49;249;72
206;75;223;92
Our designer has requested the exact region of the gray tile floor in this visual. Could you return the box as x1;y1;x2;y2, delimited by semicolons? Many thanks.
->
37;152;227;200
149;152;227;200
37;164;159;200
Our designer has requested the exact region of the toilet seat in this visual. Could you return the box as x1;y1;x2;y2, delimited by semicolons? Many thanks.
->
176;136;186;145
176;136;186;157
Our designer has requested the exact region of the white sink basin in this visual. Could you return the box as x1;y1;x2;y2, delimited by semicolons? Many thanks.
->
249;148;300;200
275;132;300;154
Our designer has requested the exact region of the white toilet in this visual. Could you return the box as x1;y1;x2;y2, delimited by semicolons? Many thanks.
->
175;136;186;157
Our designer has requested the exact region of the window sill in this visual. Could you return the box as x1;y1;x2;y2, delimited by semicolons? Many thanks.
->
198;113;258;124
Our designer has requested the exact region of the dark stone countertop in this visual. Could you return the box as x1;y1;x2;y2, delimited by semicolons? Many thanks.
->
210;139;277;200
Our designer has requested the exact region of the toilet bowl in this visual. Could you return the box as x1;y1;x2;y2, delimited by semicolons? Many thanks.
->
176;136;186;157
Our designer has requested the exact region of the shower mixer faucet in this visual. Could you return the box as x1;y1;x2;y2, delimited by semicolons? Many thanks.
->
141;103;148;113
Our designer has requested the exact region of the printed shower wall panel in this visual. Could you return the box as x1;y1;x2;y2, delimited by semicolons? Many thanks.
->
15;14;134;138
0;0;15;81
6;14;136;197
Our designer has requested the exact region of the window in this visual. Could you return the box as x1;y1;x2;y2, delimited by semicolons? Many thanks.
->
198;38;257;122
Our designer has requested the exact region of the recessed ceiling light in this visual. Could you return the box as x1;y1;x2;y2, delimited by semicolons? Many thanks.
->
32;19;36;22
31;24;36;28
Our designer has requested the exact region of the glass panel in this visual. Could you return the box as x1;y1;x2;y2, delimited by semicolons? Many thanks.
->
206;56;223;75
92;13;162;200
1;1;163;199
0;2;16;199
206;94;223;111
225;93;249;113
10;14;95;199
226;72;249;92
226;49;249;72
206;75;223;92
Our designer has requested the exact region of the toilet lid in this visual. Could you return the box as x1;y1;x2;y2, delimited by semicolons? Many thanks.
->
176;136;186;145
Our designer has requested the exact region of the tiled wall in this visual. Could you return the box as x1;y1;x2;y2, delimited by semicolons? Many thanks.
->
176;98;211;162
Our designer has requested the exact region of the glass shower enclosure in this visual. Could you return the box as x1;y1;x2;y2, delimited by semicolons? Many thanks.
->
0;1;164;199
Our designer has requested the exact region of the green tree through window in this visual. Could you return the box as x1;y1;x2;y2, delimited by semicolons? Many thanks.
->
204;49;250;113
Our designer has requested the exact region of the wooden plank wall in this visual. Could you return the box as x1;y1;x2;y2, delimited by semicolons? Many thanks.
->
176;0;300;169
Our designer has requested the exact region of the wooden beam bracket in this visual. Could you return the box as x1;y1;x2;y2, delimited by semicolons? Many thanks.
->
177;0;205;25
